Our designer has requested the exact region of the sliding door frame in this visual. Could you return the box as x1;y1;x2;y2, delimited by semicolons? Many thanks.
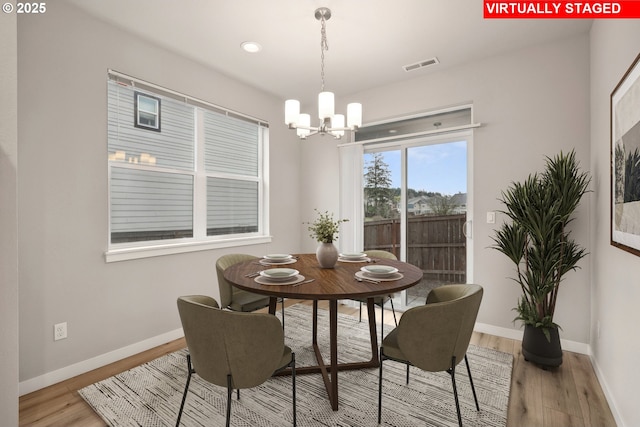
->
360;129;474;306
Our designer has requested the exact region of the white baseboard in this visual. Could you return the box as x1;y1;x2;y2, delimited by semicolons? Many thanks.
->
19;328;184;396
474;321;524;341
473;322;590;355
590;354;626;427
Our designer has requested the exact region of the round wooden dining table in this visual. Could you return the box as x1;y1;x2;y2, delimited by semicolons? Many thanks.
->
223;253;423;411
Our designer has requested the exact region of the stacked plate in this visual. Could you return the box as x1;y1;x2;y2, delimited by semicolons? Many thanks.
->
260;254;296;265
338;252;369;263
254;268;303;285
356;265;403;282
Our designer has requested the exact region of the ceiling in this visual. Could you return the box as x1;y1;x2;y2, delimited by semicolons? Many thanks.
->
65;0;591;108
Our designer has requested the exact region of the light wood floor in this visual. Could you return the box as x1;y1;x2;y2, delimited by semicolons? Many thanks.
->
19;300;616;427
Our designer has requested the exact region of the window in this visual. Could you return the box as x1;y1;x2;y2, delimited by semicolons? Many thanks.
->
106;71;270;261
134;92;161;131
354;106;474;143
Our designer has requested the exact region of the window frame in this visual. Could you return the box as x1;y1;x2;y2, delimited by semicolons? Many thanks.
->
105;71;271;263
134;91;161;131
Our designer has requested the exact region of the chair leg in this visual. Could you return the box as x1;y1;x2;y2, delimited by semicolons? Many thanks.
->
389;297;398;326
175;353;193;427
450;356;463;427
406;363;410;385
226;375;232;427
236;389;240;400
465;354;480;411
377;348;384;424
358;301;362;322
291;353;297;427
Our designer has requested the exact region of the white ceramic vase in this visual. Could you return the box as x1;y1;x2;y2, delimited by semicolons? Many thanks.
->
316;242;339;268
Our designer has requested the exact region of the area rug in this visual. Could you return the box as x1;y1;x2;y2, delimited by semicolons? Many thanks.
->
79;303;512;427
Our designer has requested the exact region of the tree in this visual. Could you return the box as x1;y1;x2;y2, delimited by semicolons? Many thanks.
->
364;153;394;218
428;194;459;215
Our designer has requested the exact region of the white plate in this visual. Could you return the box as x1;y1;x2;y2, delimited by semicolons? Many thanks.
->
259;268;299;281
360;265;398;277
263;254;293;263
338;256;371;263
340;252;367;259
356;271;404;282
255;274;305;286
259;258;297;266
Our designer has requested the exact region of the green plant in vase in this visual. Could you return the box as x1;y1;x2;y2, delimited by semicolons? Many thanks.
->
491;150;590;367
306;209;349;267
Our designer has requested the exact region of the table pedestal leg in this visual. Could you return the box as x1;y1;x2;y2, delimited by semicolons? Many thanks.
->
310;300;338;409
276;299;381;412
268;297;278;315
367;298;380;364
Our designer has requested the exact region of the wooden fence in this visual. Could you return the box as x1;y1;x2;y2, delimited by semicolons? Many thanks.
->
363;213;466;283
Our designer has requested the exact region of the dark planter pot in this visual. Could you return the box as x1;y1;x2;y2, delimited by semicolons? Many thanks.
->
522;324;563;368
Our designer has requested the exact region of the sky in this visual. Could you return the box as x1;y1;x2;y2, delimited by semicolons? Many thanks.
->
364;140;467;195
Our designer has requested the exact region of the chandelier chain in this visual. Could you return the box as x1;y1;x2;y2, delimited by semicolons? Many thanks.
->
320;13;328;91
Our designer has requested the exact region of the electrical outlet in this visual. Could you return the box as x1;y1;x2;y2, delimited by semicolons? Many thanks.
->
486;211;496;224
54;322;67;341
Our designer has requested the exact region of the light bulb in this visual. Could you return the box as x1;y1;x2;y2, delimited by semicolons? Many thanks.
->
285;99;300;126
318;92;335;119
347;103;362;129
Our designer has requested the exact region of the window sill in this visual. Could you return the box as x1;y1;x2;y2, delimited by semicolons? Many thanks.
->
105;235;272;263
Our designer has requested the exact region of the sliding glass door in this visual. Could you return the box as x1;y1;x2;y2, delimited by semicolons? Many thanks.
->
363;134;471;309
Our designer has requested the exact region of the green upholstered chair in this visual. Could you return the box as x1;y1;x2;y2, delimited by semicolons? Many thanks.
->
216;253;286;327
176;295;296;427
377;284;483;427
352;250;399;339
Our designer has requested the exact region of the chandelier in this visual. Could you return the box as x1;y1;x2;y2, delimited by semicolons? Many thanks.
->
285;7;362;139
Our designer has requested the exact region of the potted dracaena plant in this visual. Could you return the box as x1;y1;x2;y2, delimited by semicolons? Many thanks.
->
306;209;349;268
491;150;590;367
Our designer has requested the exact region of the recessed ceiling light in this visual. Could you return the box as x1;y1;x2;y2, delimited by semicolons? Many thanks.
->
241;41;262;53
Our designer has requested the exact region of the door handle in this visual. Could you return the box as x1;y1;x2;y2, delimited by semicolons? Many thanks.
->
463;220;472;239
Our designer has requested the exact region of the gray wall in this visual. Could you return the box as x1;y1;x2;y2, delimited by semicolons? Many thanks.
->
17;1;301;384
0;9;19;426
590;20;640;427
301;34;592;344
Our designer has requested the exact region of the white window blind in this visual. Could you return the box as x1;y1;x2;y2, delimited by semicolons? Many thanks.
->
108;81;194;170
110;168;194;242
207;178;258;235
204;110;258;176
204;110;260;236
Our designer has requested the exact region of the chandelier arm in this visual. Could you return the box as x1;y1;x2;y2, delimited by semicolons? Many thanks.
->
294;124;320;131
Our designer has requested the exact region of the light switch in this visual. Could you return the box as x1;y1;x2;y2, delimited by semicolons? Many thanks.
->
486;211;496;224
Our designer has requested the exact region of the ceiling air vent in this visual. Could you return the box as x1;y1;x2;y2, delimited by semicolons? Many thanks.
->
403;57;439;72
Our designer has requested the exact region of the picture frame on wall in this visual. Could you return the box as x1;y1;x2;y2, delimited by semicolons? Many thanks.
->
611;51;640;257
